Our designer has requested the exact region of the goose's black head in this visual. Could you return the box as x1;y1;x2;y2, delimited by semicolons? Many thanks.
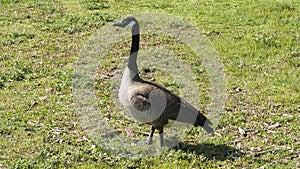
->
113;16;138;29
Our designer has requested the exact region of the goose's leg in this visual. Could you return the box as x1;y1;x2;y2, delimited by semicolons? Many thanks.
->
158;127;164;148
146;126;155;145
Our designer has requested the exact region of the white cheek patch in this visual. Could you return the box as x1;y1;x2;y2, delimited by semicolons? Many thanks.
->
125;21;136;29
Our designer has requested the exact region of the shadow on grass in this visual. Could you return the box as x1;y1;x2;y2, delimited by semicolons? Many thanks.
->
175;142;245;161
173;143;288;166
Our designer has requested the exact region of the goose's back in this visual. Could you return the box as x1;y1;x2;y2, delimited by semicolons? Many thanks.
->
119;77;205;127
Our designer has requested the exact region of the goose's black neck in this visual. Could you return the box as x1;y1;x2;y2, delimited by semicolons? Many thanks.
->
128;23;140;75
130;34;139;55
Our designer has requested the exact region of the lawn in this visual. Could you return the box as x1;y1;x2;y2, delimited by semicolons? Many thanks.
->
0;0;299;168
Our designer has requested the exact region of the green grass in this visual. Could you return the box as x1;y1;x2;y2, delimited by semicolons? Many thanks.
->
0;0;299;168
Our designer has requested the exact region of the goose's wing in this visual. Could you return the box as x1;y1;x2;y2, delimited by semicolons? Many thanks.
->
140;81;198;124
129;81;213;132
152;83;213;132
128;83;168;123
162;90;198;124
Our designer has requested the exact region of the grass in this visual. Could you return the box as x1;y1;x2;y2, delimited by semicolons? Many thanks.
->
0;0;299;168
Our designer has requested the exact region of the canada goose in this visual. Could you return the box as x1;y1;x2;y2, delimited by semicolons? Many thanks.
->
113;16;213;147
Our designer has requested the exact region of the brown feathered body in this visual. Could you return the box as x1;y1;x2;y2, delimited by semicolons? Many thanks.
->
119;67;213;133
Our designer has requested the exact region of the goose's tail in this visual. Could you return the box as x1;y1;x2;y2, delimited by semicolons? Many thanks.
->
194;112;214;134
174;98;214;134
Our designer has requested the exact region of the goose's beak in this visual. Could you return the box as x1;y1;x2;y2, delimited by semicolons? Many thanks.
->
112;20;124;27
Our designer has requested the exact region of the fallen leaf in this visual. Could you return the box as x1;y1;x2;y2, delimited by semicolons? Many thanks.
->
268;122;280;130
215;132;222;137
238;127;247;137
125;128;136;137
267;130;277;134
